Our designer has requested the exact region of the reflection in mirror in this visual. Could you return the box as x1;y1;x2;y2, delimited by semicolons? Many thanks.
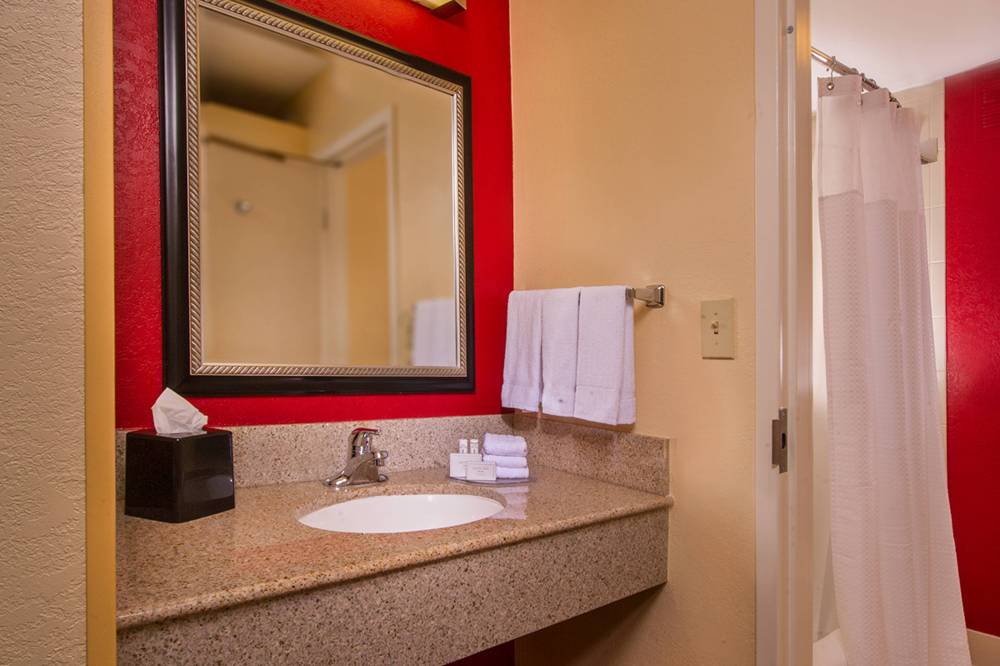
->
197;6;458;369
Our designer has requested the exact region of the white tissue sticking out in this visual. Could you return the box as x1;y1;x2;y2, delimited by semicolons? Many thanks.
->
152;388;208;435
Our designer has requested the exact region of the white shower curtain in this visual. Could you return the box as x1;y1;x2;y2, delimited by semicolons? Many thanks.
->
816;75;971;665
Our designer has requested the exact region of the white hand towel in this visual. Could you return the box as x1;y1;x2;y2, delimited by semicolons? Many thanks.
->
411;298;456;366
501;291;543;411
619;298;636;424
483;454;528;469
573;286;636;425
496;466;530;480
483;433;528;457
541;288;581;416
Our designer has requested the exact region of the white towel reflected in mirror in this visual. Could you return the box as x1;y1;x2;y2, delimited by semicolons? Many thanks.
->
410;298;457;366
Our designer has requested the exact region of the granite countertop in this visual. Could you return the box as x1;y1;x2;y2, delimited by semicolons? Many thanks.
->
117;466;670;630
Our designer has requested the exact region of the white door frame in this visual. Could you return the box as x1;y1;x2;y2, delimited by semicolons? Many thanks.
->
755;0;813;663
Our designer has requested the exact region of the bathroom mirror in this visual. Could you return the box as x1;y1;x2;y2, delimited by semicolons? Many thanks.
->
160;0;473;395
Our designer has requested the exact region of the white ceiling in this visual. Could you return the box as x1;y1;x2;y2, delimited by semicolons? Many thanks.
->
811;0;1000;93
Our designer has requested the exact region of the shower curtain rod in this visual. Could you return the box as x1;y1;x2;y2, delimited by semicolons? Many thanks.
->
811;48;938;163
811;46;902;107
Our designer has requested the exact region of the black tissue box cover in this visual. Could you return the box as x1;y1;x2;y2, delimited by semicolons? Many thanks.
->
125;428;235;523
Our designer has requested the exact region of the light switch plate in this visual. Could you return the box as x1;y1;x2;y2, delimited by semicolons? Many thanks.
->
701;298;735;359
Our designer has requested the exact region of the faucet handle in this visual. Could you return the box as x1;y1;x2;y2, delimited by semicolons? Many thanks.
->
349;427;381;456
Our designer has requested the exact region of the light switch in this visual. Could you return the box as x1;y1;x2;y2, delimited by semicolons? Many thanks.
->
701;298;735;359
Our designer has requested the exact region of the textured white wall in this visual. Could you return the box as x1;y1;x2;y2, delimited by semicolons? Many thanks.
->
0;1;87;663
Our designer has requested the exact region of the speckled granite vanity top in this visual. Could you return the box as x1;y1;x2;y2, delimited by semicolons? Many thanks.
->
117;466;669;629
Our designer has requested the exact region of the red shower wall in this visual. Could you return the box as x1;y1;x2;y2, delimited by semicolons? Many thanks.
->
113;0;512;428
945;59;1000;638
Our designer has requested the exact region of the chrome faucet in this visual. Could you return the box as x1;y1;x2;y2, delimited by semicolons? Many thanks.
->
324;427;389;488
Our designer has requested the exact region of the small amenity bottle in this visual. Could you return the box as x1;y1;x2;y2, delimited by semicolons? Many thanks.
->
449;439;481;478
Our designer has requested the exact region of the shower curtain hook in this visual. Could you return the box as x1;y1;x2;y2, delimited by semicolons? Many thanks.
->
826;57;836;91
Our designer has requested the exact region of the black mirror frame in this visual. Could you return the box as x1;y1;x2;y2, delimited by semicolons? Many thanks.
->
159;0;474;396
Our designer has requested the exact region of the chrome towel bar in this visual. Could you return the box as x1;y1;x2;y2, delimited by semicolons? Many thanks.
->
626;284;666;309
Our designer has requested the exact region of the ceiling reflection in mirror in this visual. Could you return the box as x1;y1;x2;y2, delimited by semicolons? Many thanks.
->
195;5;461;371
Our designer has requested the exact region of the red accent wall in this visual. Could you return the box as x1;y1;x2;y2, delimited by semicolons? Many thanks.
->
946;59;1000;637
113;0;512;428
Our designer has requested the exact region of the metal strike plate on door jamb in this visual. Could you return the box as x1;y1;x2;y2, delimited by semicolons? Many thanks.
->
772;408;788;473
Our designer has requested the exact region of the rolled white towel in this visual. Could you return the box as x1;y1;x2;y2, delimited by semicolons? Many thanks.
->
496;466;530;480
483;433;528;457
483;454;528;469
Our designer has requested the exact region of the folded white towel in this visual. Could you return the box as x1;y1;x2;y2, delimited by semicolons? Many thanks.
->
483;454;528;469
496;466;530;480
541;288;580;417
483;433;528;457
573;286;636;425
501;291;544;411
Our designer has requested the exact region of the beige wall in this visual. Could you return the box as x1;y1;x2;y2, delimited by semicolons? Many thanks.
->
201;140;327;364
344;148;392;364
510;0;757;663
0;0;87;663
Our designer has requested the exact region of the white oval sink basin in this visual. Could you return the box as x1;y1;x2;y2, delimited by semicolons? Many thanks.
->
299;493;504;534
